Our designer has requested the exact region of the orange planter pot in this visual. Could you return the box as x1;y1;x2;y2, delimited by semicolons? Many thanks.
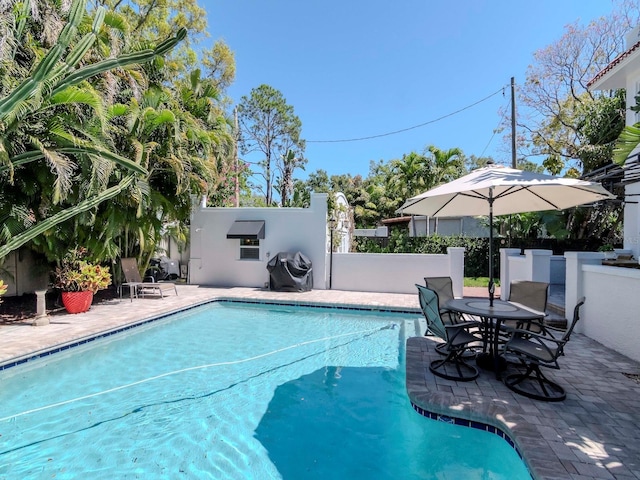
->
61;291;94;314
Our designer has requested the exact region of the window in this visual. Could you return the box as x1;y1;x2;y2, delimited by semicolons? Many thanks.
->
240;238;260;260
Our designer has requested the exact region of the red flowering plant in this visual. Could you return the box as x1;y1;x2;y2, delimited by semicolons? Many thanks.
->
53;247;111;293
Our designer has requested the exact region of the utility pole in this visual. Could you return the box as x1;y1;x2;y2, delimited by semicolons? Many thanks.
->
233;106;240;207
511;77;517;169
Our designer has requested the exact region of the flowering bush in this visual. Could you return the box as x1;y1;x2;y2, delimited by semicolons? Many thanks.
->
53;248;111;293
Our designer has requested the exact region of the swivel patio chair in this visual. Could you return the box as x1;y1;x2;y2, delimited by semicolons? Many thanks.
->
499;281;549;345
503;297;585;402
424;276;459;326
425;276;477;357
416;284;482;382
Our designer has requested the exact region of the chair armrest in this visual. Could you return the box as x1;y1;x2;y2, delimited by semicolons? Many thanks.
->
510;328;563;347
540;324;564;339
445;320;481;330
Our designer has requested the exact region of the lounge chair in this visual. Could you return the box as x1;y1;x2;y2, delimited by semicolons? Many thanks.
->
120;257;178;301
416;284;482;381
503;297;585;401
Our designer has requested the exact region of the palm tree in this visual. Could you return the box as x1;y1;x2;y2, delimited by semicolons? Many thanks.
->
0;0;186;260
388;151;430;201
425;145;464;187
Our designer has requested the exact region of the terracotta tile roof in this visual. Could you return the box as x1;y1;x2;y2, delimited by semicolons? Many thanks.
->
588;40;640;88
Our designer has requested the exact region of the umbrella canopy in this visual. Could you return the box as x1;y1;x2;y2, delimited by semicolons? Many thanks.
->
398;164;616;305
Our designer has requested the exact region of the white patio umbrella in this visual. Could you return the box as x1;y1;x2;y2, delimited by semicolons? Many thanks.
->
398;164;615;306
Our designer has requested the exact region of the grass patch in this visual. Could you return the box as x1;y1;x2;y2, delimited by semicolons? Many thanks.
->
464;277;500;287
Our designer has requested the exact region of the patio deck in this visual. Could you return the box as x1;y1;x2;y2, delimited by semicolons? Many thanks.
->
1;284;638;480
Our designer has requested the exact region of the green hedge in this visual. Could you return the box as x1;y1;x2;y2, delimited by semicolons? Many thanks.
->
355;230;616;277
354;231;498;278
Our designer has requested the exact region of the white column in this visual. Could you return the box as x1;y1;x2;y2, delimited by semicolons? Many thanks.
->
524;249;552;283
564;251;603;333
447;247;465;298
499;248;520;300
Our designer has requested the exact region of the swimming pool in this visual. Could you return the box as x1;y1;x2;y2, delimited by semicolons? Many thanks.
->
0;302;531;479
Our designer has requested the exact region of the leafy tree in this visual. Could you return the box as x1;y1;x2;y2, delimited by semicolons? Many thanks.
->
575;90;626;171
425;145;464;186
201;41;236;94
237;84;305;206
464;154;495;172
387;151;430;202
95;0;208;75
276;149;307;206
517;1;640;173
0;0;186;260
516;158;545;173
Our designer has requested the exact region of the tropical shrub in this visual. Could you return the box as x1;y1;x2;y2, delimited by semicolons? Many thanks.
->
53;248;111;293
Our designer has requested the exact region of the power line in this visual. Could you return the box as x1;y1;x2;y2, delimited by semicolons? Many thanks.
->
480;95;512;158
306;85;508;144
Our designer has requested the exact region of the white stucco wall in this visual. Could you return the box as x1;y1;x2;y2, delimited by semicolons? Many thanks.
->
500;249;552;300
189;193;328;289
622;75;640;260
624;180;640;260
330;247;465;296
580;264;640;363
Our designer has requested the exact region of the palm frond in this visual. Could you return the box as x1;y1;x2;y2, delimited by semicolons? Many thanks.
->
613;123;640;165
28;135;76;202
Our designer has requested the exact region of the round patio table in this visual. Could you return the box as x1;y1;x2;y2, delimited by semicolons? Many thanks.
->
445;298;545;379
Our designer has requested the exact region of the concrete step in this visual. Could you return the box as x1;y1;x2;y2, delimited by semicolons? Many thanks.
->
545;307;567;329
547;301;565;317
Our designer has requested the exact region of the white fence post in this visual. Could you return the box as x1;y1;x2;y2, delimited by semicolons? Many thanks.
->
500;248;520;300
524;249;552;283
564;251;603;333
447;247;465;298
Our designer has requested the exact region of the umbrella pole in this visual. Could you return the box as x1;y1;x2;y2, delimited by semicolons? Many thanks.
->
488;189;495;307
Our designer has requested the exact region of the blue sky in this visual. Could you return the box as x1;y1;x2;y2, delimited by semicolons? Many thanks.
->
204;0;616;180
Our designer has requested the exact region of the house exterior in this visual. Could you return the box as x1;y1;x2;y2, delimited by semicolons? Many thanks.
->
381;215;490;237
588;25;640;260
189;193;329;289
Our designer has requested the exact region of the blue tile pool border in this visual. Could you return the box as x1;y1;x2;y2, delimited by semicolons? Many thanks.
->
0;298;421;372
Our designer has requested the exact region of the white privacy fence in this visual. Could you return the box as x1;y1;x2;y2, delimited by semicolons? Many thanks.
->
501;248;640;363
329;247;465;296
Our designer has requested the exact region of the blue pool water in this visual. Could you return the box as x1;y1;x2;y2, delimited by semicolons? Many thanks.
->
0;302;531;479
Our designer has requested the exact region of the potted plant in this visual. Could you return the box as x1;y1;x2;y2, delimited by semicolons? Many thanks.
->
53;247;112;314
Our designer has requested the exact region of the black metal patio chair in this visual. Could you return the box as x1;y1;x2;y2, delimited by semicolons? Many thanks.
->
416;284;482;382
502;280;549;334
425;276;479;357
503;297;585;401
